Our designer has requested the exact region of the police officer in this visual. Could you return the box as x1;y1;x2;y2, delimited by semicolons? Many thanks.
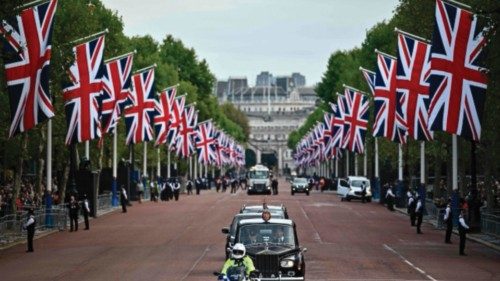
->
196;177;202;195
24;208;36;252
172;178;181;201
407;191;416;226
444;199;453;243
186;177;193;195
120;186;128;213
82;194;90;230
271;176;279;195
385;185;395;211
69;195;80;232
415;194;423;234
458;209;470;256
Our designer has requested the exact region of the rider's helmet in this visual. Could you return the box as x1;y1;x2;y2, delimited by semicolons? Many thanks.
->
232;243;246;259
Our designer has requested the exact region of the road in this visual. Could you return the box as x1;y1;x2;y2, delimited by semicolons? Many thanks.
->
0;177;498;281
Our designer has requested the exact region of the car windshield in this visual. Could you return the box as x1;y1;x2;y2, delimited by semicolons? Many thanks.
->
230;215;261;236
351;180;370;188
293;178;308;184
249;170;268;179
241;208;285;218
238;224;295;246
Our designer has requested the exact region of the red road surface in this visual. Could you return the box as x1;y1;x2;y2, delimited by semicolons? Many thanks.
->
0;178;498;281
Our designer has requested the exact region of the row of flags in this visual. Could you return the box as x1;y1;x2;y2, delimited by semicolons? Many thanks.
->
295;0;489;167
0;0;244;167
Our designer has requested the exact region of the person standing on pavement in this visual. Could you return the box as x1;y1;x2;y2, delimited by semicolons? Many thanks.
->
69;195;79;232
24;208;36;252
120;186;128;213
196;177;202;195
458;208;470;256
444;199;453;244
415;194;423;234
172;178;181;201
186;177;193;195
407;191;416;226
82;194;90;230
385;184;395;211
361;183;367;203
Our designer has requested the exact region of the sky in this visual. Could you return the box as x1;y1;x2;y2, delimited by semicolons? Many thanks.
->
101;0;400;86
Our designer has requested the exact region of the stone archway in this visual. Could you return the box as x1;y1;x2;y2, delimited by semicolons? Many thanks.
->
245;148;256;168
261;151;277;170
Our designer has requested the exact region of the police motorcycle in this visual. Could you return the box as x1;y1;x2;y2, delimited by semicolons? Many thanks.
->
213;268;260;281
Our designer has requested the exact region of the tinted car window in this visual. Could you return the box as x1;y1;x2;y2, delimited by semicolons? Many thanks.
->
238;224;295;246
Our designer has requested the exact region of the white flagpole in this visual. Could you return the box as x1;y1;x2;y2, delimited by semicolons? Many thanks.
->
85;141;90;161
398;144;403;181
46;120;52;193
335;157;338;178
167;149;171;178
157;148;161;178
112;128;118;206
452;134;458;190
420;142;425;186
354;154;358;176
143;142;147;178
189;156;193;179
194;154;198;179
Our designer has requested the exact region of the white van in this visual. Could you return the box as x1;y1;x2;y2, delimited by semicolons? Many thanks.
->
337;176;372;202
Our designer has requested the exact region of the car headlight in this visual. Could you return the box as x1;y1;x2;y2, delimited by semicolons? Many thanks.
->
280;258;295;268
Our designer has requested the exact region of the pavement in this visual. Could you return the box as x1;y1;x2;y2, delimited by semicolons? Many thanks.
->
0;179;498;281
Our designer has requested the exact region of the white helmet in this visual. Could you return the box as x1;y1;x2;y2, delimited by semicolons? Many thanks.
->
232;243;246;259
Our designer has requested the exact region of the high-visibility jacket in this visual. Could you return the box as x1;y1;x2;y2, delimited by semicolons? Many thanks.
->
221;256;255;276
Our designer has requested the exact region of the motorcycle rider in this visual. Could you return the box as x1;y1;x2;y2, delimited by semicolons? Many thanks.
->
219;243;256;279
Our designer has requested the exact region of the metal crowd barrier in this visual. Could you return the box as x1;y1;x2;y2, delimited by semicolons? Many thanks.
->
481;210;500;238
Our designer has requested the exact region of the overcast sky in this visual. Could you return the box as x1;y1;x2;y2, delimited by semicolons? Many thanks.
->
101;0;399;86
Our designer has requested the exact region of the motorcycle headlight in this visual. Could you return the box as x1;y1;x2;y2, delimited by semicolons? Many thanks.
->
280;258;295;268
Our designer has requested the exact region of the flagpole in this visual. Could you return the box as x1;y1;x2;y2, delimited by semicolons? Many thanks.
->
346;151;350;177
143;142;147;179
112;128;118;206
375;138;379;178
194;154;198;179
104;50;137;64
364;144;368;177
335;157;338;178
157;148;161;178
452;134;458;190
45;119;53;226
85;141;90;162
398;144;403;181
167;149;171;178
354;154;358;176
70;29;109;45
189;156;193;179
420;141;425;187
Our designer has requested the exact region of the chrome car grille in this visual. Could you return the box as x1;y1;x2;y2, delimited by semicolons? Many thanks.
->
254;183;266;191
255;254;280;276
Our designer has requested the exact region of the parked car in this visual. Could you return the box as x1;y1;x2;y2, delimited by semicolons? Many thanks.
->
234;216;306;280
337;176;372;202
290;177;309;196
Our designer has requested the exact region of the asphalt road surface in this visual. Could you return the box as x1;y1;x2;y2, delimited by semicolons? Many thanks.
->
1;177;498;281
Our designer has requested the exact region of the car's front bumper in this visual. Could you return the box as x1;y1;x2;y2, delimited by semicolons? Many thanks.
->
256;277;304;281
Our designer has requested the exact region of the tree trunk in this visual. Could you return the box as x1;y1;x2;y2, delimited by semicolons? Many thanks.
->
12;133;28;213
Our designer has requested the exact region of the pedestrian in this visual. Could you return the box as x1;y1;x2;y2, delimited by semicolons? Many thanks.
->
458;208;469;256
230;177;237;193
415;194;423;234
196;177;202;195
271;177;279;195
216;177;221;193
444;199;453;244
385;184;395;211
407;191;416;226
120;186;128;213
23;208;36;252
187;178;193;195
361;183;367;203
222;177;228;192
69;195;79;232
82;194;90;230
172;178;181;201
137;180;144;204
150;179;158;202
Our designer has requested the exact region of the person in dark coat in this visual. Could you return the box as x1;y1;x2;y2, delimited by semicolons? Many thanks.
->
82;194;90;230
458;209;470;256
361;183;367;203
230;178;237;193
271;177;279;195
24;208;36;252
186;178;193;195
120;186;128;213
172;178;181;201
415;194;424;234
444;199;453;243
407;191;416;226
195;177;202;195
68;195;80;232
385;184;395;211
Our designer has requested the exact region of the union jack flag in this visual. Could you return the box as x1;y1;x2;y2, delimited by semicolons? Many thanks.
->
214;129;229;167
175;105;197;158
395;32;433;141
332;95;346;149
124;67;156;144
373;52;407;144
0;0;57;138
167;95;186;149
360;67;376;95
342;87;369;154
427;0;488;142
63;34;105;145
154;86;176;146
101;53;134;135
322;113;334;159
195;120;216;165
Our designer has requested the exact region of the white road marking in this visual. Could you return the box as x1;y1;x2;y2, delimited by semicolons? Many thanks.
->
300;204;323;243
383;244;437;281
181;245;211;281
